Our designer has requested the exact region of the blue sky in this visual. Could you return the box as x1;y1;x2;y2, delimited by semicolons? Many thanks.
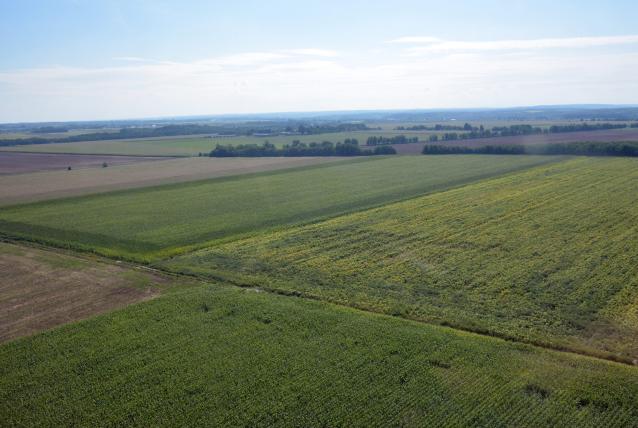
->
2;0;638;122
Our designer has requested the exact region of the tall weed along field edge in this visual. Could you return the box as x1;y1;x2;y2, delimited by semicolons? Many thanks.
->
0;155;561;261
164;157;638;362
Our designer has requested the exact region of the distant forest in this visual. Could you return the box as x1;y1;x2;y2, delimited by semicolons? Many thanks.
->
209;139;396;157
422;141;638;157
400;122;631;141
366;135;418;145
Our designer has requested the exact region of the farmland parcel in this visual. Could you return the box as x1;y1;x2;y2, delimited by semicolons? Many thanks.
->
0;156;558;260
0;156;346;206
165;157;638;362
0;242;184;342
1;283;636;427
0;153;637;426
0;152;167;174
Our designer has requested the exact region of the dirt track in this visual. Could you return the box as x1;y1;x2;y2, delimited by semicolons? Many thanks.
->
392;128;638;154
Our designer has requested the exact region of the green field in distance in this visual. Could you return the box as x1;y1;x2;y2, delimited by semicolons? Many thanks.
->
0;130;436;156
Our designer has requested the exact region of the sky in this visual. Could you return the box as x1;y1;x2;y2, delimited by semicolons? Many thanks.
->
1;0;638;122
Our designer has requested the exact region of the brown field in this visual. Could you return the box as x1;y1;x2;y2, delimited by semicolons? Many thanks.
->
0;152;170;175
0;156;348;206
391;128;638;154
0;241;187;342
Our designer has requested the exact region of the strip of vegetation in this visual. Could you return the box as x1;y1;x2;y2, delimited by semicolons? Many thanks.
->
210;139;396;157
2;283;637;426
548;123;628;133
396;124;470;131
400;122;628;134
398;122;632;143
30;126;70;134
423;144;526;154
366;135;419;145
422;141;638;156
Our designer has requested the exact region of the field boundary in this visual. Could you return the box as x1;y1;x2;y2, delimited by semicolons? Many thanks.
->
0;156;569;263
9;156;629;366
0;156;374;211
158;262;638;367
150;155;570;259
3;235;634;367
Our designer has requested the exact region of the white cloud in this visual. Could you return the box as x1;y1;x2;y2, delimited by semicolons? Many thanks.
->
387;36;442;44
1;40;638;122
112;57;179;66
112;56;158;63
388;35;638;55
204;52;289;66
282;48;340;57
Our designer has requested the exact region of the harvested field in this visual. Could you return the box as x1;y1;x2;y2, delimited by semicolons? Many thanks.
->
0;157;347;206
0;152;169;175
392;128;638;154
0;242;183;342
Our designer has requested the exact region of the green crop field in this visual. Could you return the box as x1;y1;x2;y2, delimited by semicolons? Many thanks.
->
164;157;638;362
2;283;636;427
2;152;637;426
0;130;437;156
0;155;559;260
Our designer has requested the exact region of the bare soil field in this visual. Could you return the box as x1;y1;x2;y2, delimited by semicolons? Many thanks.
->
392;128;638;154
0;156;347;206
0;152;170;175
0;242;183;342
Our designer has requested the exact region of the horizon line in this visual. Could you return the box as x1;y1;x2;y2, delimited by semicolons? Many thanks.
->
3;103;638;126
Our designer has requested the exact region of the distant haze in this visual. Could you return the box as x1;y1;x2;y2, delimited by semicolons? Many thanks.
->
1;0;638;122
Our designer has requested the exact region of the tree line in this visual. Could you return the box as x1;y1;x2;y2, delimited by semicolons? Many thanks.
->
30;126;70;133
209;139;396;157
397;123;542;134
422;141;638;157
366;135;418;145
548;123;627;133
395;124;469;131
394;122;635;144
422;145;526;155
